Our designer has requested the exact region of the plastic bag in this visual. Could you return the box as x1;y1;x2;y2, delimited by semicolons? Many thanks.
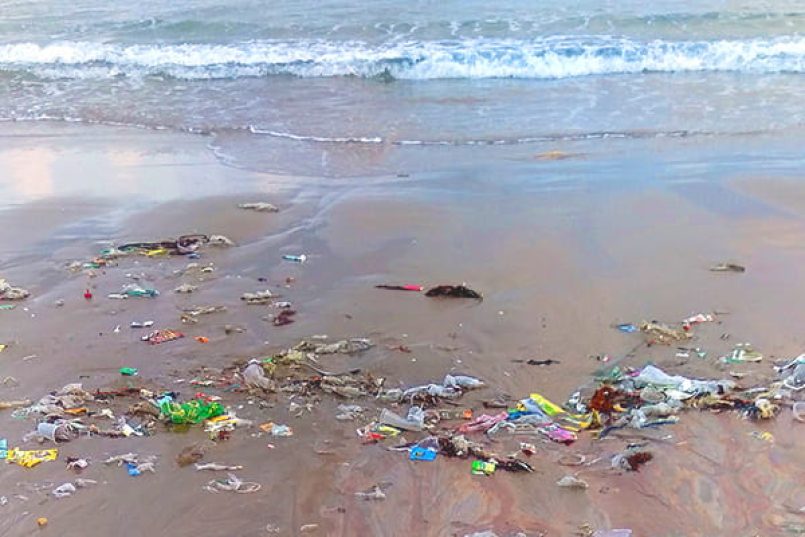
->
243;361;273;390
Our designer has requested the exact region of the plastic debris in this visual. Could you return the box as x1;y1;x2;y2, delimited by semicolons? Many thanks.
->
525;359;561;366
52;482;77;498
721;343;763;363
615;323;638;333
379;407;424;431
243;360;274;391
471;460;496;475
114;283;160;298
592;531;633;537
355;484;387;500
261;423;293;437
241;290;274;304
273;309;296;326
142;329;184;344
710;263;745;273
119;367;139;376
375;284;423;291
611;450;653;472
159;396;224;424
238;202;279;212
557;475;589;489
37;518;48;528
174;283;198;294
425;285;482;299
204;473;261;493
194;462;244;471
6;448;58;468
130;320;155;328
195;336;210;343
409;446;438;461
296;337;374;355
682;313;715;327
181;305;227;323
282;254;307;263
208;234;235;247
36;421;73;442
0;278;29;301
66;457;89;472
634;365;735;396
793;402;805;423
335;404;364;421
0;399;31;410
639;321;691;344
103;453;140;466
749;431;774;443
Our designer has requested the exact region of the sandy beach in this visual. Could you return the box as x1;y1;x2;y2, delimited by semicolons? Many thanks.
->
0;122;802;536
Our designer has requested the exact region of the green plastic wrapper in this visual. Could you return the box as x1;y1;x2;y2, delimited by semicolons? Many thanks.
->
160;398;225;424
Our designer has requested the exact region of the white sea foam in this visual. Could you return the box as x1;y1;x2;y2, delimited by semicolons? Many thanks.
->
0;36;803;80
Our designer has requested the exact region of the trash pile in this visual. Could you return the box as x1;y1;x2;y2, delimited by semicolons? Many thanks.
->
339;359;802;478
66;233;235;273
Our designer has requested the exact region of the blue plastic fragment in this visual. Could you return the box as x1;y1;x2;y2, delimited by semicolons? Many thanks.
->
409;446;437;461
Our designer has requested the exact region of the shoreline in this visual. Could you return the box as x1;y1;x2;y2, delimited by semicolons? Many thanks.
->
0;121;803;536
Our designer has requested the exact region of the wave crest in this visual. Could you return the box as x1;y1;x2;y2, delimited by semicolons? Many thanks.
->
0;36;803;80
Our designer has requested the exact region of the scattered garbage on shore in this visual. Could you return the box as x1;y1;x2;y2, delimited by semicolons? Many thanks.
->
0;229;800;537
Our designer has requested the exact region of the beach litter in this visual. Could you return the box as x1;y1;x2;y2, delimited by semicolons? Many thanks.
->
524;359;561;366
238;202;279;213
0;278;29;301
282;254;307;263
181;305;226;323
241;290;274;305
194;462;244;471
375;284;423;291
160;398;224;425
6;448;58;468
638;321;691;344
273;309;296;326
0;399;31;410
355;484;388;500
142;329;184;344
710;262;745;273
51;479;95;499
204;473;261;493
721;343;763;363
793;402;805;423
557;475;589;489
174;283;198;293
425;284;482;299
110;283;160;299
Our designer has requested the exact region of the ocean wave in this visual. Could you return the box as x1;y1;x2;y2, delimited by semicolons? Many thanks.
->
0;36;803;80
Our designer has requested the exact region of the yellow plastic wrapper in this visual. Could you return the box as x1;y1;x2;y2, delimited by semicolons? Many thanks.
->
6;448;58;468
528;392;595;430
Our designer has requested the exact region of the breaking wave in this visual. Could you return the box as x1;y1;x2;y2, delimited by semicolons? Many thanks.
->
0;36;803;80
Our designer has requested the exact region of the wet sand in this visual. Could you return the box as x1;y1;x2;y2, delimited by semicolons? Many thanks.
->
0;123;803;537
